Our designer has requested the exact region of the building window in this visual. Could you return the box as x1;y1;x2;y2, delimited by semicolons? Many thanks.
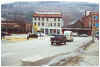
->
34;17;36;20
50;29;52;33
58;18;60;21
38;22;40;26
41;28;44;33
54;18;56;21
42;22;44;26
51;23;52;27
38;17;40;20
58;23;60;27
57;29;60;34
42;17;44;21
47;18;48;21
54;23;56;26
34;22;36;25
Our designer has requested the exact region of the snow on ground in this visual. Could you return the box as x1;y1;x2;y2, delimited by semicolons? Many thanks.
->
1;34;92;66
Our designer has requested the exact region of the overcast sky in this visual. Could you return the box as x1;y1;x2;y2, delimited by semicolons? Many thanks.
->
1;0;99;4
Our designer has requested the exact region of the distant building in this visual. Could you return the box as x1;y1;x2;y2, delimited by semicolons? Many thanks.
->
1;18;32;33
32;11;64;35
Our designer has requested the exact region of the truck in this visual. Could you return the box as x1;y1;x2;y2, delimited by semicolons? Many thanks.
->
50;35;67;45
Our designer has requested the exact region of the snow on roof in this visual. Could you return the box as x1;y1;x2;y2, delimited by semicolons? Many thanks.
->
33;11;62;17
35;11;61;14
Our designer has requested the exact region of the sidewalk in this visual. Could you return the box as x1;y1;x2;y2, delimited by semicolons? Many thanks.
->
44;39;99;66
79;40;99;66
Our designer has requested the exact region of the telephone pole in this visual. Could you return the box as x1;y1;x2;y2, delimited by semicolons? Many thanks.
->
91;12;96;42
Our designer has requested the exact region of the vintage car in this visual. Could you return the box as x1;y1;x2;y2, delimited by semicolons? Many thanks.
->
27;34;38;40
50;35;67;45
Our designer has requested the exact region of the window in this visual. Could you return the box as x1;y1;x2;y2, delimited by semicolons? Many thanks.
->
41;28;44;33
57;29;60;34
58;18;60;21
47;18;48;21
38;17;40;20
42;22;44;26
51;23;52;27
54;23;56;26
54;18;56;21
36;17;38;20
38;22;40;26
42;17;44;21
58;23;60;27
50;29;52;33
34;17;36;20
34;22;36;25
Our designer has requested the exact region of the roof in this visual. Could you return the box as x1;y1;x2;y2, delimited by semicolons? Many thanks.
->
33;11;62;18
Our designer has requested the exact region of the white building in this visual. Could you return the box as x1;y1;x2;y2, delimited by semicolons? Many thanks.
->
32;11;64;35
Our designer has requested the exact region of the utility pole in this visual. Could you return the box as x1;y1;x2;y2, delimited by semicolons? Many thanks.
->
91;12;96;43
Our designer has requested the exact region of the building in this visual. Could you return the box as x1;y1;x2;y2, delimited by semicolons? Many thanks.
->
1;18;32;34
32;11;64;35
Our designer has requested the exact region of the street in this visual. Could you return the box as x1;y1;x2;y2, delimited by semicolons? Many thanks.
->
1;35;92;66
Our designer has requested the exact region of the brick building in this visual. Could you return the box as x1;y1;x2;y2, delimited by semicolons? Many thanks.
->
1;18;32;34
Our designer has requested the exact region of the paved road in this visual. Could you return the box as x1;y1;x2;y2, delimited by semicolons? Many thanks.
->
1;36;92;66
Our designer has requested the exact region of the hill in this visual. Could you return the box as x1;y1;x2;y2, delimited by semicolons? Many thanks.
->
1;1;99;26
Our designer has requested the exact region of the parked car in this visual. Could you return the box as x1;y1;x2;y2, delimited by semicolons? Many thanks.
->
64;31;73;42
50;35;67;45
80;34;88;37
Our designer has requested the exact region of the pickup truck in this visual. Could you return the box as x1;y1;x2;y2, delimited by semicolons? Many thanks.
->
50;35;67;45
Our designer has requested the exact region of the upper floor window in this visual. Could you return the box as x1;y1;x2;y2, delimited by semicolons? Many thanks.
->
54;23;56;26
42;17;44;21
34;17;36;20
51;23;52;27
38;22;40;26
42;22;44;26
54;18;56;21
58;23;60;27
38;17;40;20
58;18;60;21
46;18;48;21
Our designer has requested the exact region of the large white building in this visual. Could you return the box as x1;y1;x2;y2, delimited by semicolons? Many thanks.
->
32;11;64;35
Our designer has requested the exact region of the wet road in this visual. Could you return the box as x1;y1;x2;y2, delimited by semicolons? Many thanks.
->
1;36;92;66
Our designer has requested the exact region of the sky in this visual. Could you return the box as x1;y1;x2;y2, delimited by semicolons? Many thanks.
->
1;0;99;4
